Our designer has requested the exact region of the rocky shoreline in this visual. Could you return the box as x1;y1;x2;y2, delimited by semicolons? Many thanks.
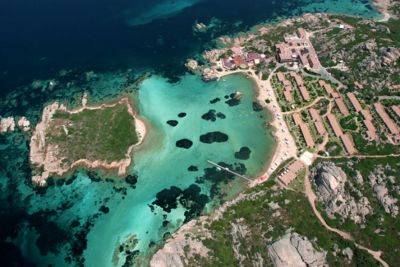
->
29;96;146;186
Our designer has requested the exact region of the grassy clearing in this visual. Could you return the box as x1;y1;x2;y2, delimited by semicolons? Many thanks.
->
48;102;138;166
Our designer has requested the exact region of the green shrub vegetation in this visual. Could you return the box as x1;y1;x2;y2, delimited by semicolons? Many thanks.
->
48;101;138;166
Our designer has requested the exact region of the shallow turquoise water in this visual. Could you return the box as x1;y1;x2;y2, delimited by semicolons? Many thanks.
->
82;73;275;265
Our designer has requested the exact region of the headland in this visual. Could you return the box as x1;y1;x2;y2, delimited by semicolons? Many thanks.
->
30;96;146;186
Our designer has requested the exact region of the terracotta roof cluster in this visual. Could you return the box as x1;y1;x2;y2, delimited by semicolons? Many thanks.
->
326;113;357;154
278;160;305;186
275;28;321;71
290;71;310;101
292;113;314;148
222;51;265;70
361;109;377;141
319;80;349;116
277;72;294;103
309;108;326;136
374;103;400;135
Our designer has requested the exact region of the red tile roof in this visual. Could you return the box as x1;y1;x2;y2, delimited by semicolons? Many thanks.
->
299;86;310;101
341;134;357;155
347;92;362;112
327;113;344;137
335;98;350;116
374;103;400;135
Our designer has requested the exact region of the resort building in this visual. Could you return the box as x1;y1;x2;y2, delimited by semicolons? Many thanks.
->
392;106;400;118
284;89;294;103
327;113;344;137
222;51;265;70
278;160;305;187
292;113;314;148
275;28;321;72
299;86;311;101
277;72;285;82
334;97;350;116
341;134;357;155
361;109;377;141
319;80;334;96
309;108;326;136
347;92;363;113
374;103;400;144
374;103;399;135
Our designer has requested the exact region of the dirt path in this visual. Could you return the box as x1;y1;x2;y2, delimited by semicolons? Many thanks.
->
282;96;328;115
304;167;389;267
317;154;400;159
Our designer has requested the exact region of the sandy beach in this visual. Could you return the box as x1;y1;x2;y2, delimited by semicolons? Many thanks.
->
214;68;298;186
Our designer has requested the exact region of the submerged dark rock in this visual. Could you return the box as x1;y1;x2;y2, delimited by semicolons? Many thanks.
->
210;97;221;104
99;205;110;214
252;101;263;112
201;110;226;121
151;184;209;223
225;91;242;107
234;147;251;160
176;139;193;149
199;132;229;144
188;165;198;172
166;120;178;127
216;112;226;119
152;186;183;213
196;162;247;198
180;184;209;223
177;112;187;118
125;174;138;188
201;109;217;121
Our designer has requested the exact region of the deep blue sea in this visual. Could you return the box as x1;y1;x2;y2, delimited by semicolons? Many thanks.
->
0;1;380;266
0;0;379;93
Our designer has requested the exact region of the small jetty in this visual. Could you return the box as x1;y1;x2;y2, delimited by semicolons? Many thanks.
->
207;160;251;182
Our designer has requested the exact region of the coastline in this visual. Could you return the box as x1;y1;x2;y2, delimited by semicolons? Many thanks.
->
30;96;147;186
373;0;393;22
213;69;298;186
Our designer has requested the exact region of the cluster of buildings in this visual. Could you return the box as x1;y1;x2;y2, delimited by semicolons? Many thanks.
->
346;92;378;141
276;71;311;103
326;113;357;155
319;80;349;116
221;47;266;70
275;28;321;72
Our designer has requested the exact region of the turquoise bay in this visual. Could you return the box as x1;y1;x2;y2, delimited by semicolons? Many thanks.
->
84;73;275;265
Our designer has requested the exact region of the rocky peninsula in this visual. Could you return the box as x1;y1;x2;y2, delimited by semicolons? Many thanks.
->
30;96;146;186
